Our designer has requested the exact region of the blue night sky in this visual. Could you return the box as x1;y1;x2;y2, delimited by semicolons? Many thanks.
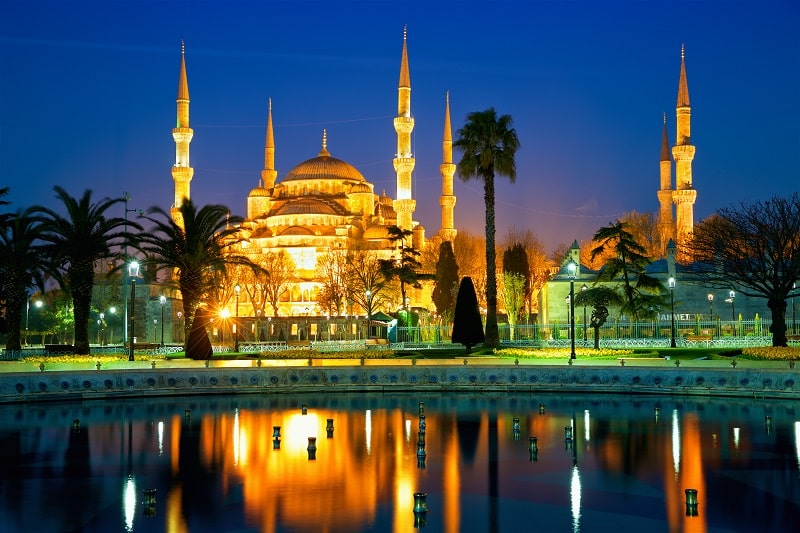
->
1;0;798;252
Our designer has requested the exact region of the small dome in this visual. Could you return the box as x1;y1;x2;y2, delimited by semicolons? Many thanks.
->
350;182;372;193
248;186;270;198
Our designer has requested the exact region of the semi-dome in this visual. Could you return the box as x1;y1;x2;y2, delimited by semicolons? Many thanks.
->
281;130;366;183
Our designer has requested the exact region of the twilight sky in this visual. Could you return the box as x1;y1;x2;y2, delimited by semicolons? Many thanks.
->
1;0;798;253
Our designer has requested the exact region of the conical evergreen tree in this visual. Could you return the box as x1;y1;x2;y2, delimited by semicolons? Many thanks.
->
451;277;485;354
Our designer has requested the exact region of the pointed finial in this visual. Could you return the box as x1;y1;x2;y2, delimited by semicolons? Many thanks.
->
446;90;449;104
318;129;330;156
404;25;407;40
269;97;272;112
663;111;666;124
681;43;685;59
181;39;185;54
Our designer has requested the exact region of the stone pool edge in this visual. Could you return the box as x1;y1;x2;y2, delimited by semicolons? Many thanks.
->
1;364;798;403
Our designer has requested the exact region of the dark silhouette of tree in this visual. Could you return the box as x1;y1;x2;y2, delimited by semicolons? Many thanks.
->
591;221;665;320
432;241;459;321
34;187;132;354
454;108;519;347
0;208;46;350
689;194;800;347
574;287;624;349
451;277;485;353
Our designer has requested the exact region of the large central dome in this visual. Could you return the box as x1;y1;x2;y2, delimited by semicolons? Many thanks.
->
281;133;365;183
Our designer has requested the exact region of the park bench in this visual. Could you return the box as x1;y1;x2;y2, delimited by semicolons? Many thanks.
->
685;334;714;347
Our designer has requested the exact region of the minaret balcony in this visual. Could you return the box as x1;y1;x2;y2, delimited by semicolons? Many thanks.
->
393;116;415;133
172;128;194;143
671;144;695;160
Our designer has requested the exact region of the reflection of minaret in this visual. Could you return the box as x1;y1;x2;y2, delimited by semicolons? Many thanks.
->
393;26;416;231
171;41;194;229
657;113;675;252
439;92;457;242
671;45;697;258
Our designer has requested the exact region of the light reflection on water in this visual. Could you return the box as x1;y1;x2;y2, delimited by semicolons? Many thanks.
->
0;393;798;532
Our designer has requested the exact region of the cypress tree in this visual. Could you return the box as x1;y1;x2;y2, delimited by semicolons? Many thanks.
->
451;277;485;354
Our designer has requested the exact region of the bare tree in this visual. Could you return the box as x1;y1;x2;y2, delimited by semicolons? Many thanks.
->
316;249;349;316
346;248;394;316
689;194;800;347
262;250;295;317
453;230;486;307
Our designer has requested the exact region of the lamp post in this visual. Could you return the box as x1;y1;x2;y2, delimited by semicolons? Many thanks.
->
122;192;142;343
234;284;241;352
668;277;676;348
128;260;139;361
159;295;166;347
153;319;158;343
707;293;714;321
256;309;261;343
581;284;588;343
366;290;371;339
792;282;797;335
725;290;735;336
176;311;183;344
99;312;105;345
567;259;577;359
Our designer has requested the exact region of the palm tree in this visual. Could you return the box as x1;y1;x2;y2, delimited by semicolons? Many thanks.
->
0;208;47;351
454;108;519;347
590;221;666;320
35;187;130;354
131;199;251;356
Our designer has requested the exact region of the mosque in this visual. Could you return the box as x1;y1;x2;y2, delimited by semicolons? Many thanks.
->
168;30;457;318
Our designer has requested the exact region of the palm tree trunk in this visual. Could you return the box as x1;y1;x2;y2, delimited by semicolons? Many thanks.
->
484;174;499;347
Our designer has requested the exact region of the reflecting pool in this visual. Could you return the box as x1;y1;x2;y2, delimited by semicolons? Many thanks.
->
0;393;798;532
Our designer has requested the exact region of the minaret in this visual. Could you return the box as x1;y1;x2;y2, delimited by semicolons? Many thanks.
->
261;98;278;189
439;92;457;242
657;112;675;252
393;26;416;231
171;41;194;228
671;44;697;256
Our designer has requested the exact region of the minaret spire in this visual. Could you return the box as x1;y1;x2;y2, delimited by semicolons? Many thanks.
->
657;112;674;253
393;26;416;231
319;129;330;156
672;44;697;260
171;40;194;228
439;92;457;242
261;98;278;189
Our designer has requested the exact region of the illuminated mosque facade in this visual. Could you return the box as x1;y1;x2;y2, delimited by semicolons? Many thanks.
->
169;30;457;317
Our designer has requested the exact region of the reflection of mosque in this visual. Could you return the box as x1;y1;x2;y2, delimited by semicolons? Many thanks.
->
2;396;798;531
169;29;458;318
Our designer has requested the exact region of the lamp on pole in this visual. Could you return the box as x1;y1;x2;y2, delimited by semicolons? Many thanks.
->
128;260;139;361
176;311;183;344
234;284;241;352
159;295;166;347
668;277;676;348
581;284;588;343
725;290;735;336
366;289;371;339
707;293;714;321
153;319;158;343
567;259;577;359
122;192;142;343
99;312;105;345
792;282;797;335
255;309;261;343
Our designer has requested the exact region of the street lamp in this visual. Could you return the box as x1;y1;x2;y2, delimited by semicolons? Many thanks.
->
366;290;371;339
725;290;735;336
792;282;797;335
122;192;142;343
128;260;140;361
159;295;166;347
668;277;676;348
255;309;261;343
234;284;241;352
567;259;577;359
176;311;183;344
25;295;42;347
99;312;105;345
707;293;714;320
581;284;588;343
153;319;158;343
